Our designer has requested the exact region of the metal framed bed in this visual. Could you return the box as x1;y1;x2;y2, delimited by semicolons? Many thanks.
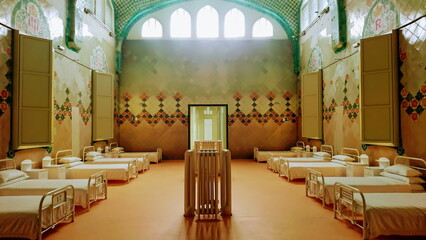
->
109;142;162;164
55;149;137;183
83;146;146;173
0;159;107;211
280;148;360;182
305;156;426;206
0;185;75;240
333;183;426;239
271;145;334;174
254;141;304;163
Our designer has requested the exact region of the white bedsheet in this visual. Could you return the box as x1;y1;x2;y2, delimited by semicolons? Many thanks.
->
257;151;296;163
286;162;346;180
322;177;413;205
0;196;52;239
354;193;426;239
67;164;129;181
0;179;93;208
86;157;146;172
119;152;160;164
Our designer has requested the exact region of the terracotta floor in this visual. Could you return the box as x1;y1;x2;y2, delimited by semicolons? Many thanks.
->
43;160;419;240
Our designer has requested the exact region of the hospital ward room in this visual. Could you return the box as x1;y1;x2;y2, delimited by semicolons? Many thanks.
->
0;0;426;239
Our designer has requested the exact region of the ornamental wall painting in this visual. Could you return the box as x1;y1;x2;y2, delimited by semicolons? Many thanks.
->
90;46;109;73
307;47;322;72
12;0;50;39
362;0;399;38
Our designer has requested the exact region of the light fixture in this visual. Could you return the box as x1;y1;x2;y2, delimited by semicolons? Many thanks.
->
57;45;65;51
352;42;360;48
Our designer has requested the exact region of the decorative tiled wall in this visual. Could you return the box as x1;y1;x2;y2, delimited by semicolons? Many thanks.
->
119;39;298;159
0;0;116;159
299;0;426;160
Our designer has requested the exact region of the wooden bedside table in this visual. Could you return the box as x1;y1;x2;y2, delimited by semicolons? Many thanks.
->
346;162;369;177
364;166;384;177
23;169;48;179
43;165;66;179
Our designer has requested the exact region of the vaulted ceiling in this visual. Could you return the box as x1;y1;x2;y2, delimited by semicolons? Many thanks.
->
114;0;301;40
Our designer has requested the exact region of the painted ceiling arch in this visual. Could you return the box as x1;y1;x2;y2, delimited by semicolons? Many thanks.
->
113;0;301;73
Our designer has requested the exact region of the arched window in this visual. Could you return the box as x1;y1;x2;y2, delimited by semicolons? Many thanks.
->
196;5;219;38
252;18;273;37
224;8;245;38
170;8;191;38
300;0;328;31
141;18;163;37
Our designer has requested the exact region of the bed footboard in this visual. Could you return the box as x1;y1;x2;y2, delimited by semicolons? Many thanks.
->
305;168;326;207
333;183;367;239
278;159;291;181
38;185;75;240
87;171;107;211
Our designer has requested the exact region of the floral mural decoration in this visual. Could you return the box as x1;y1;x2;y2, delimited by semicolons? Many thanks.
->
12;0;50;39
308;47;322;72
90;46;109;73
362;0;399;38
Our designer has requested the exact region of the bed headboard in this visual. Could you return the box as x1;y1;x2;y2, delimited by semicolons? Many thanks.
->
54;149;74;165
0;159;16;171
82;146;96;161
341;148;360;162
394;156;426;176
320;145;334;156
109;142;118;148
296;141;305;149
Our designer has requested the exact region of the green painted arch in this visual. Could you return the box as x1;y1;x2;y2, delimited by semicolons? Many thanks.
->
115;0;301;74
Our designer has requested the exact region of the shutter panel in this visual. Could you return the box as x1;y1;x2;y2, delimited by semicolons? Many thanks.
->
301;70;323;139
92;71;114;141
360;31;399;146
12;31;53;149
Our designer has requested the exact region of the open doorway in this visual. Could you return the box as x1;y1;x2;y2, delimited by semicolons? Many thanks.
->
188;104;228;149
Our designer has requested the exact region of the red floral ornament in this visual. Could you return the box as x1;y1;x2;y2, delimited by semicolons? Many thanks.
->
411;99;419;108
0;101;8;111
401;100;409;109
401;88;408;97
421;84;426;94
1;89;8;99
283;91;292;99
233;92;242;100
422;98;426;108
250;92;259;100
399;48;407;62
411;112;419;121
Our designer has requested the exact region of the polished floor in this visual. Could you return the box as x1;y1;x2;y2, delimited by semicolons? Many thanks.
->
44;160;418;240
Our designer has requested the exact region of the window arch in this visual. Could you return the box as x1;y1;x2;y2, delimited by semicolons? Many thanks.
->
224;8;245;38
252;18;273;37
196;5;219;38
300;0;328;31
170;8;191;38
141;18;163;38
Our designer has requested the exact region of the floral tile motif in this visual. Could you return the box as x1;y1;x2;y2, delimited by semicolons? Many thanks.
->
12;0;50;39
54;88;72;124
118;91;297;127
342;74;360;122
323;99;337;123
401;85;426;122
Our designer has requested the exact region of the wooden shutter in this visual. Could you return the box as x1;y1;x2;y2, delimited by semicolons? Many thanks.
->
301;70;323;139
360;31;399;146
92;71;114;141
12;31;53;149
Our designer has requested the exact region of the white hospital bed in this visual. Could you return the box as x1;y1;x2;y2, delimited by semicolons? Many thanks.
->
306;156;426;206
270;145;334;173
254;141;304;163
109;142;162;164
0;159;107;210
334;183;426;239
280;148;359;181
83;146;148;172
56;150;137;183
0;185;75;240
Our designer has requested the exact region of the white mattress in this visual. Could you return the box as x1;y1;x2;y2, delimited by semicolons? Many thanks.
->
286;162;346;180
354;192;426;239
0;179;93;208
271;157;326;172
322;177;413;205
86;157;145;172
0;195;72;239
257;151;296;163
67;164;129;181
119;152;159;163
